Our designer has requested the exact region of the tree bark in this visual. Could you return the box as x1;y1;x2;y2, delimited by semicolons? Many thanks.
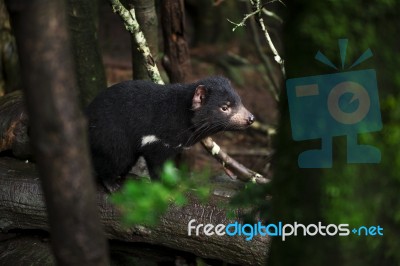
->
67;0;107;107
0;236;55;265
0;157;270;266
128;0;159;80
161;0;191;83
5;1;109;265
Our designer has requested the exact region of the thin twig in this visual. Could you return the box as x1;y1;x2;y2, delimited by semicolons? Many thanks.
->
227;8;261;32
253;0;286;78
258;16;285;78
201;137;270;184
247;1;280;101
229;0;285;98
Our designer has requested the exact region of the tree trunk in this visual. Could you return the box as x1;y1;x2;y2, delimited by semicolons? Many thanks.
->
0;157;270;266
67;0;107;107
128;0;159;80
268;3;337;265
5;1;109;265
161;0;191;83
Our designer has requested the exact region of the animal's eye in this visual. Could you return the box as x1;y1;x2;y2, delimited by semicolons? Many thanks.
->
221;105;229;112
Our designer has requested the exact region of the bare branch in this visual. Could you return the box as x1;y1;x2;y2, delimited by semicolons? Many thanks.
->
227;8;261;31
259;16;285;77
227;3;283;32
247;2;280;101
252;0;286;78
201;137;270;184
229;0;285;99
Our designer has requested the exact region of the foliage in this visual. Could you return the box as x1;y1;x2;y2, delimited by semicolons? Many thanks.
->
223;0;400;265
294;1;400;264
322;97;400;265
269;0;400;265
111;161;210;226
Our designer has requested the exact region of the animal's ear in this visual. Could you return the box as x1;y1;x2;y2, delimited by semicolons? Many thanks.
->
192;85;207;110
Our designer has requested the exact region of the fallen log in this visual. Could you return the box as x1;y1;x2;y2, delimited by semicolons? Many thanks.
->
0;157;270;265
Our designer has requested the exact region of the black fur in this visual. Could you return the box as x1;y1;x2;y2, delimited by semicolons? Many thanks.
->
86;76;254;191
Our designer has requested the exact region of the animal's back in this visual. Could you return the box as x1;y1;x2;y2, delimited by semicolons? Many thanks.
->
87;80;168;141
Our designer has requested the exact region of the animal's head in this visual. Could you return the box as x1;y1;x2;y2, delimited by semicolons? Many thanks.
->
191;76;254;135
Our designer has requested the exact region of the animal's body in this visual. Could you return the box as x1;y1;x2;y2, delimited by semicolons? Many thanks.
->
86;76;254;191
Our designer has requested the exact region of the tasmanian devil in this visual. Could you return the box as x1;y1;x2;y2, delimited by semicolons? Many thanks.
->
86;76;254;191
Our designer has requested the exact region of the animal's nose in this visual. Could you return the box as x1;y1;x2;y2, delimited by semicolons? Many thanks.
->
247;114;255;125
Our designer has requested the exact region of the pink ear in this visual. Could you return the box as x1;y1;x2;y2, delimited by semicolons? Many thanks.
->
192;85;206;110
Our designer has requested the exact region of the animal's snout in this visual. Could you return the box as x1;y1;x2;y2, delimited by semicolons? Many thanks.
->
247;114;255;125
229;105;255;129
